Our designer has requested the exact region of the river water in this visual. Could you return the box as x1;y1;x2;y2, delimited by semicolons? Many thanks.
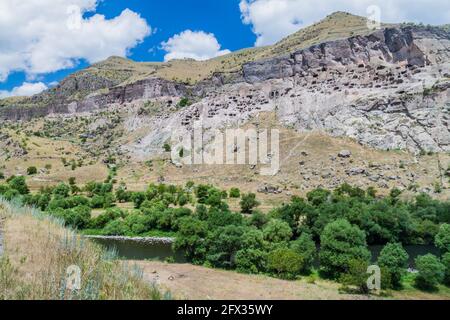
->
92;238;186;262
92;237;439;268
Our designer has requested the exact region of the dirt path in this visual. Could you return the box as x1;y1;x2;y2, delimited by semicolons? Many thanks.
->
131;261;376;300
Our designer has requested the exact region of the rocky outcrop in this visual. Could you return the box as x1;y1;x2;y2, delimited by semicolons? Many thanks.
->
1;26;449;154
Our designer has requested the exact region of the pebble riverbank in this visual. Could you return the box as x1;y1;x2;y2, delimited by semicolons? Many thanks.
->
83;235;175;245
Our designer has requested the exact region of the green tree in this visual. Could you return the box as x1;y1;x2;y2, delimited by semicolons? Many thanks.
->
7;176;29;195
267;248;303;279
195;185;210;204
229;188;241;198
263;219;293;243
163;143;171;152
27;166;37;175
235;249;267;274
435;224;450;253
249;211;269;229
290;233;316;273
307;188;331;206
177;194;189;206
240;193;260;214
377;243;409;288
103;219;130;236
53;183;70;198
339;259;370;294
90;208;124;229
320;219;371;279
131;192;146;209
177;97;191;108
116;185;131;203
206;225;246;268
174;217;208;263
415;254;445;290
442;253;450;286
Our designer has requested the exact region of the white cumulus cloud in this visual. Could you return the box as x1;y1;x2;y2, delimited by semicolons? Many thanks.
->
162;30;231;61
0;0;151;82
240;0;450;46
0;82;48;98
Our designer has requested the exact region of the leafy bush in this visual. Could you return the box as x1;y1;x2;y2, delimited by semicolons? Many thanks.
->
307;188;331;206
229;188;241;198
27;166;37;175
442;253;450;286
240;193;260;214
53;205;91;229
235;249;267;274
267;248;303;279
435;224;450;253
377;243;409;288
177;97;191;108
90;195;105;209
339;259;370;294
290;233;316;274
131;192;146;209
249;211;269;229
320;219;371;279
116;185;132;203
173;217;208;263
7;176;29;195
205;225;246;268
177;194;189;206
195;185;210;204
263;219;292;243
163;143;171;152
415;254;445;290
90;208;124;229
103;219;130;236
53;183;70;198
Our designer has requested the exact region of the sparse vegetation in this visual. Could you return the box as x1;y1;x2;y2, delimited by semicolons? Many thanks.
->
26;166;37;175
0;200;165;300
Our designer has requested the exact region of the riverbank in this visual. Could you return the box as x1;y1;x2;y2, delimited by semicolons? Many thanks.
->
0;200;165;300
132;261;450;300
83;235;174;244
132;261;375;300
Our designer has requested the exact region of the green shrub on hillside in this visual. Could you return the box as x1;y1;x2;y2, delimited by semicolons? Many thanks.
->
435;224;450;253
377;243;409;288
415;254;445;290
27;166;37;175
267;248;303;280
320;219;371;279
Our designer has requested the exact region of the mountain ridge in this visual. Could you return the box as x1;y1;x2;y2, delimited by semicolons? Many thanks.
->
0;12;387;105
0;12;449;199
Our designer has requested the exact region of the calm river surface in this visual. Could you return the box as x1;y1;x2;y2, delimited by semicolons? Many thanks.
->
92;237;439;268
92;238;186;262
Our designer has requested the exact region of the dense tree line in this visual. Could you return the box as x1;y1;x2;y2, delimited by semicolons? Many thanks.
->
1;177;450;292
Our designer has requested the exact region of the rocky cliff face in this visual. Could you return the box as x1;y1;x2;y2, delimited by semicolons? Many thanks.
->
1;26;449;155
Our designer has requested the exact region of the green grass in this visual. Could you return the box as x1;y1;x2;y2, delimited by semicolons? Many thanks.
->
396;273;450;297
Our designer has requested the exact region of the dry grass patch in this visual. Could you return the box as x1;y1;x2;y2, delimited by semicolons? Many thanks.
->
0;200;165;300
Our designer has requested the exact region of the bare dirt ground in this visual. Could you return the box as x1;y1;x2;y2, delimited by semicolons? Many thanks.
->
132;260;376;300
131;261;450;300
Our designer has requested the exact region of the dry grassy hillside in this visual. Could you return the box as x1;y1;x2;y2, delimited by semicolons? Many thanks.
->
87;12;382;86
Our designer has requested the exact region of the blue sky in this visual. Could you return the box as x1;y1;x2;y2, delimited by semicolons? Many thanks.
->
1;0;449;97
95;0;255;61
